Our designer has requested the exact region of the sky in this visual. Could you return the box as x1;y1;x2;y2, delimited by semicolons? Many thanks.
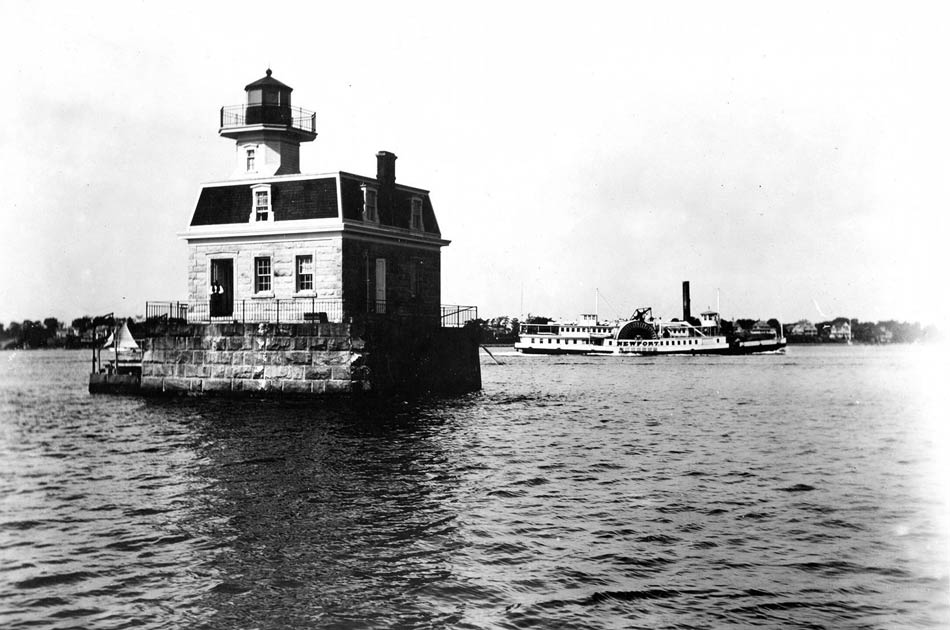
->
2;1;948;326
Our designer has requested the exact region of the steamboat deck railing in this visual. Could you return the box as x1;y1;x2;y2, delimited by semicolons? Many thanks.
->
145;300;477;329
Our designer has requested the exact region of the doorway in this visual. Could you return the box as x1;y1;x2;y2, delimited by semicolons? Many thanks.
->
210;259;234;317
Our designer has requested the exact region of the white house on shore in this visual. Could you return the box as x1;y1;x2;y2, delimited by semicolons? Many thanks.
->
179;70;450;323
789;320;818;337
827;321;852;342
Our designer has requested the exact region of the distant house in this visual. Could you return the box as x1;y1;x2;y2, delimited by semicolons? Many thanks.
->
179;70;449;323
875;325;894;344
789;320;818;337
827;321;852;342
53;328;76;343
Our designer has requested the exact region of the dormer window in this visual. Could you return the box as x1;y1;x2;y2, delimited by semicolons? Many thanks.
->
361;185;378;223
410;197;424;231
246;147;256;172
255;191;269;221
250;184;272;222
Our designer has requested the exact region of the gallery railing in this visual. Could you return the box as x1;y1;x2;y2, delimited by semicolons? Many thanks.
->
145;300;478;328
219;104;316;133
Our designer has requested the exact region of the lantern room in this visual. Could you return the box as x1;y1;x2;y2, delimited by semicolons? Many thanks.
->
244;69;293;125
218;69;317;179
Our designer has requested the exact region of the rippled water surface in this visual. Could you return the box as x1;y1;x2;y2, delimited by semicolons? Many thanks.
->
1;345;948;629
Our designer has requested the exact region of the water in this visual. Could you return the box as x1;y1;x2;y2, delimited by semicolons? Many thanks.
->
1;345;947;629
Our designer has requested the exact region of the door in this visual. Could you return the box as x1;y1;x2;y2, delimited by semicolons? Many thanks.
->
375;258;386;314
210;259;234;317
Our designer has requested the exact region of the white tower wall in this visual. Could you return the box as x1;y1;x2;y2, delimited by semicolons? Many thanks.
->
231;133;302;179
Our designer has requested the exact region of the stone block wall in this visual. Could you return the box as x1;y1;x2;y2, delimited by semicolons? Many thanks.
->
140;322;368;396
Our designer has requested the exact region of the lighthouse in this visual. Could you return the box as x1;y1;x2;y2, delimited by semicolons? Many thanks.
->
219;69;317;179
182;70;450;322
138;69;481;398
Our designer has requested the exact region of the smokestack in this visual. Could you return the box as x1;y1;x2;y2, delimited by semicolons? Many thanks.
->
682;281;691;321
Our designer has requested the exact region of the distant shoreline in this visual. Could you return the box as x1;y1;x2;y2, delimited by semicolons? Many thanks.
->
476;341;931;349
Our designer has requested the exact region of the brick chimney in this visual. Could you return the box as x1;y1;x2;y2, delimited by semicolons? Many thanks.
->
376;150;397;186
376;151;397;221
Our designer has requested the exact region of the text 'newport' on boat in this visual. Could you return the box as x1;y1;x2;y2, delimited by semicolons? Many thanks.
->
514;282;786;356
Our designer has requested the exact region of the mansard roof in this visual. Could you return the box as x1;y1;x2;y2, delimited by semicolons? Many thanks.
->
189;173;441;236
339;172;441;235
190;177;338;225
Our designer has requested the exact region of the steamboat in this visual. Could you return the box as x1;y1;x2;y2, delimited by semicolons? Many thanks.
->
514;282;786;356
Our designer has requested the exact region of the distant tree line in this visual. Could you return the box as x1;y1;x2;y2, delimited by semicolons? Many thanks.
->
780;317;937;344
714;316;936;344
468;314;937;345
0;315;127;349
1;312;937;349
845;319;935;343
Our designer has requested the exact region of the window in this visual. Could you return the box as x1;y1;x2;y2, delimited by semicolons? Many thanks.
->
409;259;423;298
250;184;272;222
255;191;269;221
410;197;424;231
364;251;372;310
362;185;378;223
254;257;271;293
296;255;313;292
375;258;386;313
246;148;256;172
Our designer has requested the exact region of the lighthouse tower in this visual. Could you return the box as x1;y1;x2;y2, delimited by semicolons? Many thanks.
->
218;69;317;179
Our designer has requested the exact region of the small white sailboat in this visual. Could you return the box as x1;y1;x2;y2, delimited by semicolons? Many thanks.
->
89;320;144;394
98;320;143;375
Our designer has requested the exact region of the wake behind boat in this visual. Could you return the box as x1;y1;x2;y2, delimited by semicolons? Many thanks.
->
515;282;786;356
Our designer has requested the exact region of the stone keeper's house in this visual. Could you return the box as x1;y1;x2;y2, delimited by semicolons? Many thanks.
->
179;69;449;324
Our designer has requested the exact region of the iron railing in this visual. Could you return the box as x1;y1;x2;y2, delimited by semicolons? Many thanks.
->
220;104;316;133
145;300;477;328
441;305;479;328
146;299;342;325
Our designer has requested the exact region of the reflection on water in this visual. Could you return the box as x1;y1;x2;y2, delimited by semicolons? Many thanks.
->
0;346;947;629
181;400;479;628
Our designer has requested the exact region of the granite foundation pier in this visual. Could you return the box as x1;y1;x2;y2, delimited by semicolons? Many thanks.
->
134;320;481;397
